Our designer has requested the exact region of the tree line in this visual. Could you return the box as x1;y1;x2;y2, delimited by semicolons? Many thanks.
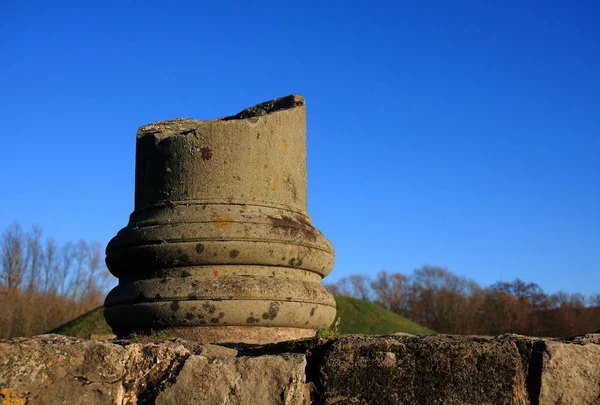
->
0;222;112;339
327;265;600;337
2;221;598;339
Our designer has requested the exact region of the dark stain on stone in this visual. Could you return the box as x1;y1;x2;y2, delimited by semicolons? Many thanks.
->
154;293;162;299
293;213;312;227
197;314;205;320
296;257;303;267
218;312;225;318
196;243;205;254
286;297;293;301
202;303;217;314
267;215;318;242
185;312;194;320
222;95;304;120
310;307;316;316
170;301;180;311
262;302;280;320
198;319;206;325
284;175;298;201
200;147;213;160
229;249;240;258
247;316;259;324
256;132;260;139
188;294;198;300
288;258;296;266
213;253;218;257
210;317;220;324
268;215;298;229
181;270;192;278
181;254;190;263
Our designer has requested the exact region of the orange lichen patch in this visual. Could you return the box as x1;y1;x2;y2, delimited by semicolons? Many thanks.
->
40;371;52;386
213;270;219;276
272;178;279;190
0;388;27;405
211;215;236;229
283;142;289;148
263;163;269;168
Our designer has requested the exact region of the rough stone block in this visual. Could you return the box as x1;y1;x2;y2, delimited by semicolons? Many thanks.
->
319;334;529;404
0;334;305;405
2;333;600;404
0;334;189;404
536;338;600;405
156;354;306;405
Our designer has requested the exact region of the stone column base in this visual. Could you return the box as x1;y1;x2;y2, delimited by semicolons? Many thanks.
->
128;326;317;344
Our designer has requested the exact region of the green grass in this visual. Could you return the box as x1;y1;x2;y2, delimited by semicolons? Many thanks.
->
49;297;434;339
49;306;113;338
335;296;435;335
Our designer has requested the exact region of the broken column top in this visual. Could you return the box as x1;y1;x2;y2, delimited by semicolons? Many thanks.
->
137;94;306;139
132;94;310;213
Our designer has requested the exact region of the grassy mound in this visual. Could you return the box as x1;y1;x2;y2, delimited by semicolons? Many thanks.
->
335;296;434;335
49;307;113;338
49;297;434;338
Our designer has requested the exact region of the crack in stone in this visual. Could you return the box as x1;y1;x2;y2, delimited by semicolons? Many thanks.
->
129;353;191;405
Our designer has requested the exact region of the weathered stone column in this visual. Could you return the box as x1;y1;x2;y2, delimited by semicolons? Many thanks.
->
104;95;336;343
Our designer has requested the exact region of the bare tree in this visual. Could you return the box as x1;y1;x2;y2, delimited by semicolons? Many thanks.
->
26;225;43;293
42;238;59;294
0;222;114;339
326;275;373;300
71;239;89;302
59;241;74;296
349;274;372;301
371;270;407;314
1;222;26;294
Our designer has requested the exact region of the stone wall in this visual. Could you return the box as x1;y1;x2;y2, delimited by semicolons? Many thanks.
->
1;333;599;404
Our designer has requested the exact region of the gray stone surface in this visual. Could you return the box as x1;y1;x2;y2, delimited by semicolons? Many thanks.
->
156;354;306;405
104;95;336;343
537;339;600;405
0;334;304;405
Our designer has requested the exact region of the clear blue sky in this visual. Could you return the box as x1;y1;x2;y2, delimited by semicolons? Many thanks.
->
2;1;598;295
